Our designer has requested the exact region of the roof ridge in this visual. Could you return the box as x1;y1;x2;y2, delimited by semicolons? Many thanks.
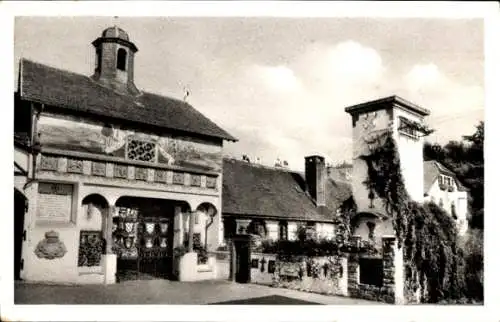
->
223;157;299;173
20;58;88;80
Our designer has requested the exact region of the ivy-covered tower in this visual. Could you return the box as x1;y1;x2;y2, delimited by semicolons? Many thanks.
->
344;96;430;237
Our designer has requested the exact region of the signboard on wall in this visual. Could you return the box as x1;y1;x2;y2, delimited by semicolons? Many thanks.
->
37;183;74;222
37;114;223;172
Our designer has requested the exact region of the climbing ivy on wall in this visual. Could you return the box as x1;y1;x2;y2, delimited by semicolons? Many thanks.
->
360;131;466;303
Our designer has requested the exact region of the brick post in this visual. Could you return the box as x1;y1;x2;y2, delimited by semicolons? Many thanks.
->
382;236;404;304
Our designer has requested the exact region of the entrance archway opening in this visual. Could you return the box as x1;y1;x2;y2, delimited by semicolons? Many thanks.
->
14;188;27;280
79;194;109;267
113;196;190;281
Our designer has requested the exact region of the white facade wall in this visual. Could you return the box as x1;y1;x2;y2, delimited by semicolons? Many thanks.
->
424;179;468;235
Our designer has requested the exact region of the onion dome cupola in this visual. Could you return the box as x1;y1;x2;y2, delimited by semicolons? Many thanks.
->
91;26;140;96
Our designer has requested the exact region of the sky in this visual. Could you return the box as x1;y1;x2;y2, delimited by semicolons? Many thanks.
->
14;17;484;171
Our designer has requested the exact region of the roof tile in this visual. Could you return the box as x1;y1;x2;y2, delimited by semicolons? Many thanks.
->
222;158;352;222
19;59;236;141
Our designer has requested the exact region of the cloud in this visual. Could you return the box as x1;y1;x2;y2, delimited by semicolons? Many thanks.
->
402;63;484;142
192;41;482;172
251;65;302;92
405;63;442;90
196;40;387;170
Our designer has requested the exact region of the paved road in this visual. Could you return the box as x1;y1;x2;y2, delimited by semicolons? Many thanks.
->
15;279;383;305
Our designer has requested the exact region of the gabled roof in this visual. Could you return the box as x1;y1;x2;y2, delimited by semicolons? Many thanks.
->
424;160;468;192
18;59;237;142
222;158;352;223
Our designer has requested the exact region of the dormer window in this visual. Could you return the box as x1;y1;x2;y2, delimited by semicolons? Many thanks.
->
438;174;454;191
117;48;127;71
438;175;451;186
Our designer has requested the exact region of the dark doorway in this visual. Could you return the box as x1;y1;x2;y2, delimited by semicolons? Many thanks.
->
14;189;27;280
232;235;252;284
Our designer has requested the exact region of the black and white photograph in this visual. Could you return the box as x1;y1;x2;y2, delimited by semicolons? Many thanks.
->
2;1;498;322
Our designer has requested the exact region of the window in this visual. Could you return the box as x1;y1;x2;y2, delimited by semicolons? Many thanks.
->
398;117;418;139
451;202;457;219
439;175;453;186
127;138;156;162
95;48;102;71
359;258;383;287
117;48;127;71
366;222;376;240
279;221;288;240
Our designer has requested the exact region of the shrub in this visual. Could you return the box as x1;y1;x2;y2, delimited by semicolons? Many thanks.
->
461;229;483;301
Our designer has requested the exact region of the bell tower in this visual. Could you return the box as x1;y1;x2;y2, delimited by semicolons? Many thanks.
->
91;26;140;96
344;96;431;215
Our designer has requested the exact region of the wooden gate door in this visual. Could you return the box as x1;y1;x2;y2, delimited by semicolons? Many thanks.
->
137;215;173;279
113;206;173;281
233;236;252;283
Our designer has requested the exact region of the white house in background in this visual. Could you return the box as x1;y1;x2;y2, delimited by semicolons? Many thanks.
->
423;160;469;235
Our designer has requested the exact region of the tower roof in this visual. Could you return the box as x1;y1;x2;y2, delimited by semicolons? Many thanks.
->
101;26;129;41
92;26;138;52
344;95;430;117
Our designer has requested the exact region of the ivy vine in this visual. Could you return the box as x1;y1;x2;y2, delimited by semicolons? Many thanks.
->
360;131;466;303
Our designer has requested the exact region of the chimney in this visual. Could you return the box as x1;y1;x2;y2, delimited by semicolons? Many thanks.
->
305;155;326;207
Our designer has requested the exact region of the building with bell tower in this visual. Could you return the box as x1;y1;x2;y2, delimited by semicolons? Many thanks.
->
14;25;236;285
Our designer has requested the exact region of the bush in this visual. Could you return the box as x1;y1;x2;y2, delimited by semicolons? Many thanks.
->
462;229;483;301
253;237;376;259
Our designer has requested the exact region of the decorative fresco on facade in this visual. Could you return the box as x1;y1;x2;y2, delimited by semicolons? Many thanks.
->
37;115;223;172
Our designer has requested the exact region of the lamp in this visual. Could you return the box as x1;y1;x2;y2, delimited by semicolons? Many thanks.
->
87;204;94;220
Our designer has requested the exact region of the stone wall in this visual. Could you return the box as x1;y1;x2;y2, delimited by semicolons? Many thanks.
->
347;236;404;304
250;253;348;297
213;251;230;280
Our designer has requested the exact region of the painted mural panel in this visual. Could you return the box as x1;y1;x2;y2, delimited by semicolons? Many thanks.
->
38;114;223;172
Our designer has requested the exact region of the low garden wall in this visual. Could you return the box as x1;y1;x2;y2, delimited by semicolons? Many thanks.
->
213;250;230;280
215;236;406;304
250;252;348;296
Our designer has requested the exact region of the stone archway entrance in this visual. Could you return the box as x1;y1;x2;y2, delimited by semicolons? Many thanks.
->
113;197;188;281
14;188;27;280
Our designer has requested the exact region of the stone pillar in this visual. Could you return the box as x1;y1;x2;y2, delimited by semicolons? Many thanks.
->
235;219;251;235
347;254;360;298
229;240;236;281
174;206;183;248
382;236;404;304
266;221;279;241
187;211;195;252
105;207;113;254
338;256;349;296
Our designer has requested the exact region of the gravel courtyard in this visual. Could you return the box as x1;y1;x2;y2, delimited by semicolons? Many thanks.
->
15;279;384;305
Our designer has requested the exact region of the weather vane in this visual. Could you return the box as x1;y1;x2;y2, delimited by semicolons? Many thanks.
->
183;85;191;102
